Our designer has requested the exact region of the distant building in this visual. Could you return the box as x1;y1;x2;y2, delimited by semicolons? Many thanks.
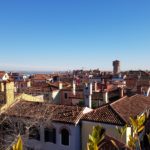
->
113;60;120;75
0;71;9;81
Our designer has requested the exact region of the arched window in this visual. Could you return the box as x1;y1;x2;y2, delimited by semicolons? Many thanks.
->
61;128;69;146
64;93;68;99
44;128;56;143
29;126;40;141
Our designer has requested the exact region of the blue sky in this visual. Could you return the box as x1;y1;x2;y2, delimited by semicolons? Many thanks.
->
0;0;150;71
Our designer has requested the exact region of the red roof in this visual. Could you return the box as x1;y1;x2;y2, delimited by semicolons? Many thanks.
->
82;94;150;125
4;100;86;124
111;94;150;123
82;104;126;126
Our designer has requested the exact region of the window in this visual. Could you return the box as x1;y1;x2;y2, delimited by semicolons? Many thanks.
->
2;122;13;134
27;147;34;150
29;126;40;141
64;93;68;99
61;128;69;146
85;87;89;90
44;128;56;143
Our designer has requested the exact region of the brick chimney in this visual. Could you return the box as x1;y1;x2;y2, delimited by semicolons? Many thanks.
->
119;87;124;98
137;85;143;94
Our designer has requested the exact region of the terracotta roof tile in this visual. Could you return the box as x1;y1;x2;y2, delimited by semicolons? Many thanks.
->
111;94;150;123
4;100;85;124
82;104;126;126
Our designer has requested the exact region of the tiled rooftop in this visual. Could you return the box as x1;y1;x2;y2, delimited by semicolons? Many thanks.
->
83;94;150;125
4;100;85;124
111;94;150;123
82;104;126;126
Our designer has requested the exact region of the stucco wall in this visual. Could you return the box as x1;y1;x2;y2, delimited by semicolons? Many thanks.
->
81;121;131;150
15;93;44;102
52;90;60;104
26;122;81;150
61;91;83;105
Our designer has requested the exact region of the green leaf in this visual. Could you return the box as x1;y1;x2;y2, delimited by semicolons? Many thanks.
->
129;117;138;130
110;140;119;150
87;125;105;150
116;125;127;137
128;135;137;149
137;125;144;133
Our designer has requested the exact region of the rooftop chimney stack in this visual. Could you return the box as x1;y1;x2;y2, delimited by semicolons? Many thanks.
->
72;80;76;96
84;82;93;108
89;82;93;95
59;81;63;90
137;86;143;94
119;87;124;98
94;82;98;92
103;90;109;103
146;87;150;97
0;82;4;92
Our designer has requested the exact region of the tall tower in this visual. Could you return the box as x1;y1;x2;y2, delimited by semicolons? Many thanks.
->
113;60;120;75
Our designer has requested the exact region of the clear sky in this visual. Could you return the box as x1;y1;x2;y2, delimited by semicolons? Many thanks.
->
0;0;150;71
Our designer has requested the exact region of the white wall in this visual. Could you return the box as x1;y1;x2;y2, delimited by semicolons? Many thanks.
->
25;122;81;150
1;73;9;81
52;90;60;104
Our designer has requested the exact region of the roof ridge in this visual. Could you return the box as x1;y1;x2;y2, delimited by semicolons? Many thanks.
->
110;96;127;106
109;105;127;124
81;104;126;126
110;94;141;107
74;107;86;125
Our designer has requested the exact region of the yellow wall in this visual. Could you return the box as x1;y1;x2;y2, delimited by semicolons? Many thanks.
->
0;81;15;112
5;82;15;105
0;82;4;92
15;93;44;102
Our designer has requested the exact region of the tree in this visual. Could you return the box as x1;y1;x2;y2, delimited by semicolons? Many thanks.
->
116;124;127;142
87;125;119;150
87;126;105;150
116;111;150;150
128;115;145;150
0;101;53;150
